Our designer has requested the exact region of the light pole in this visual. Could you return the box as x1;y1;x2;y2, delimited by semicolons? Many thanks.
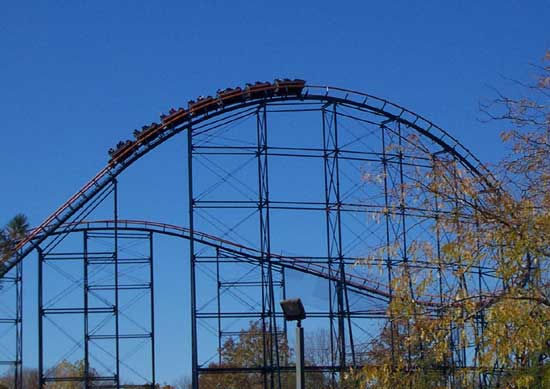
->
280;298;306;389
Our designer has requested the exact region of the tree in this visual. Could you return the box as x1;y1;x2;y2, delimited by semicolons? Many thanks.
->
4;214;29;242
197;321;336;388
304;328;332;386
0;214;29;252
44;359;101;388
0;214;29;276
1;366;50;389
19;368;40;389
361;319;452;388
198;321;292;388
360;50;550;388
172;375;192;389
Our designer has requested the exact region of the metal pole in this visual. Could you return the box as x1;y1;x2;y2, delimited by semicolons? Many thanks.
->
257;104;281;388
188;125;199;389
149;232;156;387
331;103;346;370
322;107;337;387
380;124;396;367
322;105;346;379
15;260;23;389
38;248;44;389
281;268;287;361
113;179;121;389
84;231;90;388
216;248;222;366
296;322;305;389
396;123;415;370
257;105;270;389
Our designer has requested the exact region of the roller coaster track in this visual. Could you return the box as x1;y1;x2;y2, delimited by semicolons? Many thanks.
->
46;219;398;303
42;218;497;310
1;82;495;299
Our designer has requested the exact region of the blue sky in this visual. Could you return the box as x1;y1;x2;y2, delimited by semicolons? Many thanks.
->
1;1;549;384
2;0;549;224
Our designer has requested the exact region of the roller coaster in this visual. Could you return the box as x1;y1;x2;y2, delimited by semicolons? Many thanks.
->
0;79;499;388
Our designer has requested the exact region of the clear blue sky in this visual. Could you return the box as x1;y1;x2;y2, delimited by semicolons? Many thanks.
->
0;1;548;384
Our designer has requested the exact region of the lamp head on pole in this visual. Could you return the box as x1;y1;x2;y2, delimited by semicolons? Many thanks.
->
280;298;306;324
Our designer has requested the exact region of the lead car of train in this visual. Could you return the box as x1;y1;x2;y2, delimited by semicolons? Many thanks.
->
108;79;306;162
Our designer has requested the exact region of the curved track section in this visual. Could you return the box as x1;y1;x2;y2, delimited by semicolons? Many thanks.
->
46;219;407;303
1;81;492;277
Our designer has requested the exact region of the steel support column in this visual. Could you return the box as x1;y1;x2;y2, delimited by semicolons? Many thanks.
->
215;248;222;366
15;261;23;389
149;231;157;387
83;230;90;388
188;124;199;389
256;104;281;388
112;179;121;389
0;260;24;388
37;247;44;389
322;104;353;382
85;228;156;387
380;123;397;367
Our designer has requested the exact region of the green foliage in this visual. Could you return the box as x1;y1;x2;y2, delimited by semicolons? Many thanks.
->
5;214;29;241
0;214;29;274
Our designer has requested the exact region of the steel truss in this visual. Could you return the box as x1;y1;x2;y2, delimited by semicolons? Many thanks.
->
0;262;22;387
322;104;356;381
186;98;491;388
31;220;397;387
0;83;501;388
36;183;156;388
